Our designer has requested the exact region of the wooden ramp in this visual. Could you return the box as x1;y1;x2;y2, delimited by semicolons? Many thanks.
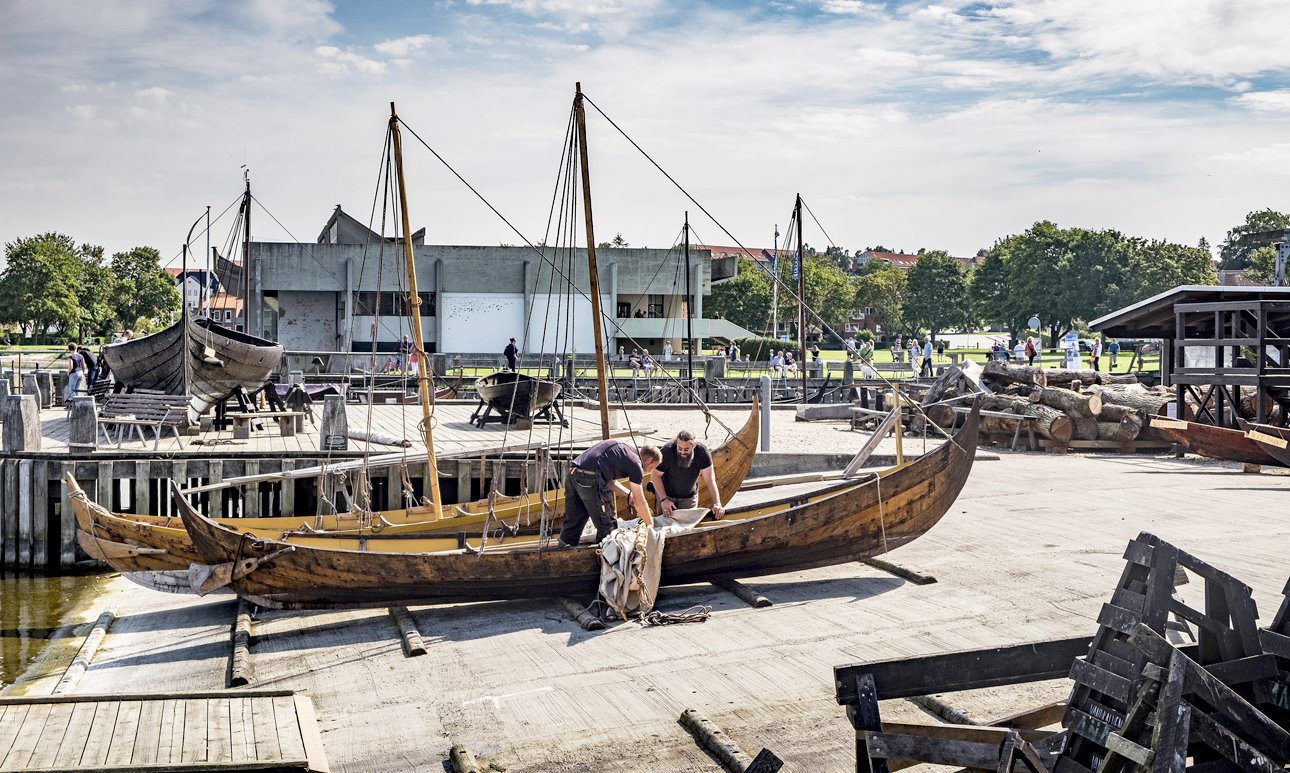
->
0;690;328;772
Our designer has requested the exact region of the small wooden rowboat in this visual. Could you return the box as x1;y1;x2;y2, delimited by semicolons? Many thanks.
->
172;402;982;609
67;399;760;589
1150;417;1284;467
474;371;561;421
103;315;284;421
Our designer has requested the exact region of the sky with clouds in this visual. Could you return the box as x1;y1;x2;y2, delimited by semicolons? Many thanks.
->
3;0;1290;266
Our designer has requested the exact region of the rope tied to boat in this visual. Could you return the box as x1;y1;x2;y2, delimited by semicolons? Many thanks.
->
641;605;711;626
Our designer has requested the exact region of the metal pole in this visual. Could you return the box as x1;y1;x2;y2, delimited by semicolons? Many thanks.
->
573;82;611;439
684;212;694;403
759;375;772;452
242;172;251;333
389;102;444;520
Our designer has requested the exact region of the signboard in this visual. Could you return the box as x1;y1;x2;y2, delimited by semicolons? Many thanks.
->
1028;316;1041;329
323;435;348;451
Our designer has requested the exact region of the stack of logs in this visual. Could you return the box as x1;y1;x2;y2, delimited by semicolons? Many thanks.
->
923;361;1176;446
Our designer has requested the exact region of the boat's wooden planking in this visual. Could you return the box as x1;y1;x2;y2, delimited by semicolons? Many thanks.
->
175;402;981;609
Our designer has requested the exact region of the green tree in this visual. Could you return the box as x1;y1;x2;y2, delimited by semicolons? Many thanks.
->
969;240;1028;342
110;246;180;330
1241;245;1278;285
852;262;908;337
0;233;91;338
902;250;969;341
705;258;772;332
78;249;118;341
799;255;856;340
1219;209;1290;270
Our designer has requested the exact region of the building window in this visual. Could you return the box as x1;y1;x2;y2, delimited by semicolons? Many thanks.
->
647;294;664;318
617;301;631;319
353;291;435;317
226;310;234;323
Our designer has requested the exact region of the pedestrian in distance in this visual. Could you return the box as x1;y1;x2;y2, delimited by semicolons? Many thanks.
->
1025;337;1038;367
557;440;660;547
1108;340;1120;370
936;340;945;362
1089;338;1102;371
921;336;933;378
78;346;98;388
650;430;724;520
907;339;920;376
503;337;519;371
65;343;85;407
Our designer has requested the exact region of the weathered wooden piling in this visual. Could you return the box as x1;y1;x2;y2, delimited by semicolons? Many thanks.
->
53;609;116;694
2;395;40;452
67;396;97;451
228;599;255;687
320;394;348;451
389;606;427;657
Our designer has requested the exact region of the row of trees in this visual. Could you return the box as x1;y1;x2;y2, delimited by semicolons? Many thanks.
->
0;233;180;343
706;212;1267;347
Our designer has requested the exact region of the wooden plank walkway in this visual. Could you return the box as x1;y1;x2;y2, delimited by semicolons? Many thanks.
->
30;401;613;457
0;690;328;772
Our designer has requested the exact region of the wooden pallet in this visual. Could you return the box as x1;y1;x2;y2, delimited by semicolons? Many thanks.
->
0;689;329;771
834;532;1290;773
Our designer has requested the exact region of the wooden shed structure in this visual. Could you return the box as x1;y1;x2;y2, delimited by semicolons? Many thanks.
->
1090;285;1290;427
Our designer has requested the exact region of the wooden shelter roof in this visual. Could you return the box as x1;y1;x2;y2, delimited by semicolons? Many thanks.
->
1090;284;1290;338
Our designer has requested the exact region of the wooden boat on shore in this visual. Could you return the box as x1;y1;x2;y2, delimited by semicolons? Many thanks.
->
175;401;981;609
1240;420;1290;467
1150;417;1284;466
66;397;760;589
473;371;562;422
102;315;283;420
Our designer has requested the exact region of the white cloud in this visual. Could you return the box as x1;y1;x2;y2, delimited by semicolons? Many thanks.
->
820;0;883;14
1231;91;1290;113
135;86;174;105
374;34;436;57
314;45;387;75
67;104;98;121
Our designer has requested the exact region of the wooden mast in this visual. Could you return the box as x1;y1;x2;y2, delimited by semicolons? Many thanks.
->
389;102;444;520
684;212;695;403
573;82;611;439
795;194;807;402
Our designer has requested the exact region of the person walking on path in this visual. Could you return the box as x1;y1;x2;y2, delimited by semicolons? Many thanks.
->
650;430;725;520
65;343;85;406
1090;338;1102;371
557;440;660;547
936;340;945;362
921;336;934;378
503;337;519;371
1025;337;1037;367
1108;340;1120;370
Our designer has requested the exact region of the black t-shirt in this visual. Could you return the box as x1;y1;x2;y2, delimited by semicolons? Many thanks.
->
80;350;96;368
573;440;643;486
656;440;712;499
504;343;518;358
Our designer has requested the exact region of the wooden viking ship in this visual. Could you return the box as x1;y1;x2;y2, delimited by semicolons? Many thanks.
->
66;397;760;590
1150;417;1284;466
1240;421;1290;467
101;315;283;420
473;371;562;420
174;402;982;609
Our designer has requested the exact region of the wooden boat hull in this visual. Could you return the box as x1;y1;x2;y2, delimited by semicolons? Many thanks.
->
103;316;284;419
1152;419;1285;467
1241;421;1290;467
66;399;760;577
176;403;982;609
474;371;561;419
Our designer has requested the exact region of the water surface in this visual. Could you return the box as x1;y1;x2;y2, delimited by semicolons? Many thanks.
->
1;572;104;689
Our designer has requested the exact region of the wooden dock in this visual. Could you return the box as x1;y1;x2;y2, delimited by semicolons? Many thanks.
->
0;690;328;771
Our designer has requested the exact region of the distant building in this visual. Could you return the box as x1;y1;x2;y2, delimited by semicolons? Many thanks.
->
165;268;227;319
856;250;977;270
249;207;749;356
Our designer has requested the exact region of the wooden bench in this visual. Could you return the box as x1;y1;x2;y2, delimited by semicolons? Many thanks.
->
226;410;308;439
98;392;191;450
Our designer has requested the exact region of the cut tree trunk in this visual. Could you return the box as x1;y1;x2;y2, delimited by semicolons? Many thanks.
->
979;394;1073;445
1069;414;1099;441
1100;372;1140;385
1096;403;1142;422
1096;414;1144;442
1039;368;1104;387
1028;386;1103;418
1086;385;1180;418
982;360;1047;388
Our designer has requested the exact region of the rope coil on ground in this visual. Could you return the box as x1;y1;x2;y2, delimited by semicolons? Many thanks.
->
641;605;712;626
